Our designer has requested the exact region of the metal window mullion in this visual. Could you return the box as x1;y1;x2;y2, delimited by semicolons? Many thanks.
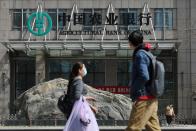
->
22;9;24;39
57;8;59;40
169;9;173;30
92;8;95;39
163;8;166;40
172;9;174;30
127;8;130;30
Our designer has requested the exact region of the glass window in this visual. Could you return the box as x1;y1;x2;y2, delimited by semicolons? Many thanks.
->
117;60;130;86
93;9;103;31
154;8;174;31
58;9;67;30
94;60;105;72
83;60;94;73
12;9;22;30
12;9;58;31
15;60;35;97
61;60;72;73
23;9;28;29
60;73;70;79
154;9;163;30
27;63;36;73
119;9;140;31
118;72;129;86
118;60;128;72
165;9;173;30
48;59;105;87
83;59;105;86
48;60;61;73
119;9;128;30
16;62;26;73
165;72;176;90
27;74;36;87
48;60;71;80
128;10;138;25
94;73;105;86
48;9;57;30
128;60;132;81
83;9;93;31
162;59;173;72
119;9;128;25
23;9;34;29
83;73;94;85
128;9;140;30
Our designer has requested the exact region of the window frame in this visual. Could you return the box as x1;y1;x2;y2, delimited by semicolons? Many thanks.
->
154;8;164;31
12;9;22;30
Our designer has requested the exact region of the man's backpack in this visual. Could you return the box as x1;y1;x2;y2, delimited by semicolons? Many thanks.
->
140;50;165;97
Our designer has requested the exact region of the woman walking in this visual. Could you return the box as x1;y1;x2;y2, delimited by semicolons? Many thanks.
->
63;62;99;131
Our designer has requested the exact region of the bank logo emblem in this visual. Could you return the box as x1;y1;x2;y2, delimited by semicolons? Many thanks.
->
27;12;52;36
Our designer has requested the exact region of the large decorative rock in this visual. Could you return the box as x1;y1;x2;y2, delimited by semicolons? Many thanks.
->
15;78;132;120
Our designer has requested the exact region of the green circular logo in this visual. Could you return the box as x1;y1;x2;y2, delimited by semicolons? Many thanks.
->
27;12;52;36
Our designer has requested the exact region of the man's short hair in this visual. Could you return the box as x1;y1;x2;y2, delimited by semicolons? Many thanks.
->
128;30;143;47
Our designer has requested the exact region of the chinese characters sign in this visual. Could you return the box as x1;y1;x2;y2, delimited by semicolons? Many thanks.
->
60;12;151;26
59;12;152;36
95;86;129;94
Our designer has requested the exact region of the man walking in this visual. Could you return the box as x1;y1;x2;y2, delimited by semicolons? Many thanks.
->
126;30;161;131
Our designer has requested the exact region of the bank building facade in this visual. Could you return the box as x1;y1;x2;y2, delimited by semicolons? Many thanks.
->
0;0;196;121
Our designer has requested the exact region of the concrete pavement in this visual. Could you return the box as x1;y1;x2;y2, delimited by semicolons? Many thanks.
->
0;125;196;131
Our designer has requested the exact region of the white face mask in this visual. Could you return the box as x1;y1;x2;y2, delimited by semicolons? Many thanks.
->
82;64;87;77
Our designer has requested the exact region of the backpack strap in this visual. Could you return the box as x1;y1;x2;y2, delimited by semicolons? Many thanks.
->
139;49;154;61
139;49;156;82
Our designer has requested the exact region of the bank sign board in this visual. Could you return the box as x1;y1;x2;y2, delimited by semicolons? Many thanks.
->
27;11;152;36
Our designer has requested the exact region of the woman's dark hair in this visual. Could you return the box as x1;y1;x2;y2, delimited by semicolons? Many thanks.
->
68;62;83;87
128;30;143;47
